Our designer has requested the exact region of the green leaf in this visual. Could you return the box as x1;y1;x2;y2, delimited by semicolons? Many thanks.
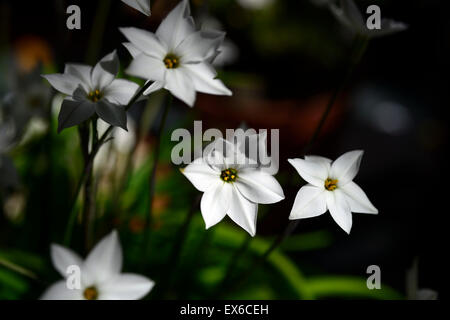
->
307;276;404;300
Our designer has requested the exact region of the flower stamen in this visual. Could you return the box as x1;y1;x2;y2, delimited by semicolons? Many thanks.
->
83;286;99;300
325;178;338;191
220;168;237;183
87;89;102;103
163;53;180;69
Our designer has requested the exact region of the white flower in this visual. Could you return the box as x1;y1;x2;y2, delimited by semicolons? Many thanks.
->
42;51;139;132
41;230;154;300
329;0;408;38
120;0;232;107
237;0;274;10
94;118;137;174
121;0;151;16
181;138;284;236
288;150;378;234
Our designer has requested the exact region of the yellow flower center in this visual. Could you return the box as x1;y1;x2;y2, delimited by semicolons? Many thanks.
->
324;178;338;191
220;168;237;183
163;53;180;69
87;89;102;103
83;286;99;300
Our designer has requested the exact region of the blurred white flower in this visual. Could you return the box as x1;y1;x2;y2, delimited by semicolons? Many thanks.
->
121;0;151;16
94;118;137;174
120;0;232;107
237;0;274;10
288;150;378;234
41;230;154;300
19;118;49;145
199;17;239;67
43;51;139;132
181;138;284;236
329;0;408;38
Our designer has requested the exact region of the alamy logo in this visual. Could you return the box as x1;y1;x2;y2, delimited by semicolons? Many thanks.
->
366;5;381;30
66;265;81;290
366;265;381;290
66;5;81;30
171;121;280;174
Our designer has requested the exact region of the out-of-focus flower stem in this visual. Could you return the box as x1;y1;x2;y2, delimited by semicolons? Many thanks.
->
141;94;173;268
0;257;46;285
157;194;201;298
63;82;152;247
218;35;370;297
82;118;99;253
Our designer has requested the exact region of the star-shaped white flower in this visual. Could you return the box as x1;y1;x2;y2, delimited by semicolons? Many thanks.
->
120;0;232;107
41;230;154;300
42;51;139;132
121;0;151;16
288;150;378;234
181;138;284;236
329;0;408;38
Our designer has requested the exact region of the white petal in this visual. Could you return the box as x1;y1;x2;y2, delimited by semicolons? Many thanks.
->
57;99;96;132
165;68;196;107
234;169;284;204
50;244;83;278
64;64;92;90
121;0;150;16
326;190;352;234
95;100;127;130
184;62;232;96
200;181;231;229
91;50;119;90
123;42;142;58
143;81;164;95
40;281;82;300
176;32;217;63
125;53;166;82
119;27;167;59
155;0;195;49
330;150;363;185
228;187;258;236
99;274;154;300
200;29;226;63
83;230;123;283
181;157;220;192
289;185;327;220
103;79;139;105
304;155;332;165
288;158;328;187
340;181;378;214
42;74;80;95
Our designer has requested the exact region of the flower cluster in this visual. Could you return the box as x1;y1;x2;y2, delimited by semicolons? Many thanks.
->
120;0;232;107
31;0;408;300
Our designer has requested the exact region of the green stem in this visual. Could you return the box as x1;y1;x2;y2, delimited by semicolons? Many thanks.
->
82;119;99;253
0;257;41;283
159;194;201;298
63;82;152;246
215;236;251;296
141;94;173;267
219;35;370;297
